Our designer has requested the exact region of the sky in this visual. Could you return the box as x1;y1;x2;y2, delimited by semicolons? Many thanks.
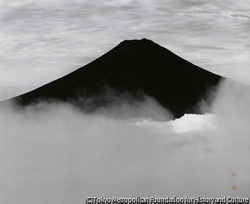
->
0;0;250;100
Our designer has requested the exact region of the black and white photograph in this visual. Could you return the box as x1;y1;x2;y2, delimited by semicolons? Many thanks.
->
0;0;250;203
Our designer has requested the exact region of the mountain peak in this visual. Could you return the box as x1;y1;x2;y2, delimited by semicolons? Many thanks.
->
120;38;155;45
118;38;164;51
10;39;223;118
110;38;168;57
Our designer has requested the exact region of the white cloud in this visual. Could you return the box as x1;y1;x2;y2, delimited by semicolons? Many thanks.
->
0;79;250;203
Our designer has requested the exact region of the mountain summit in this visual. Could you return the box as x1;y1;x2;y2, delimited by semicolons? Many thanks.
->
12;39;223;118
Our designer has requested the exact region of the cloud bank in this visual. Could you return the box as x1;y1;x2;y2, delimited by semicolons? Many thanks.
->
0;79;250;203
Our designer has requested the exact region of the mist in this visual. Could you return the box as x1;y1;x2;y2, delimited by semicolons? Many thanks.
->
0;79;250;203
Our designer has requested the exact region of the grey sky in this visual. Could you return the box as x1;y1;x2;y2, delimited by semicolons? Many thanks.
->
0;0;249;91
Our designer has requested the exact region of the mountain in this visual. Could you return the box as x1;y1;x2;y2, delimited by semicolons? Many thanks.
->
10;38;223;118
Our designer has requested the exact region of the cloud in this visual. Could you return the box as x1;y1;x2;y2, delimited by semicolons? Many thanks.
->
0;79;250;203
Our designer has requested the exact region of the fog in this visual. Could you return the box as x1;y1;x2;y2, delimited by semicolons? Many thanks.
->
0;79;249;203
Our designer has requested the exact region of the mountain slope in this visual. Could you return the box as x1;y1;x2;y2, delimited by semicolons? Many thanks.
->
11;39;223;118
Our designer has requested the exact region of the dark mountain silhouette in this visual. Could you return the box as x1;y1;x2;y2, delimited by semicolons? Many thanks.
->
10;38;223;118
